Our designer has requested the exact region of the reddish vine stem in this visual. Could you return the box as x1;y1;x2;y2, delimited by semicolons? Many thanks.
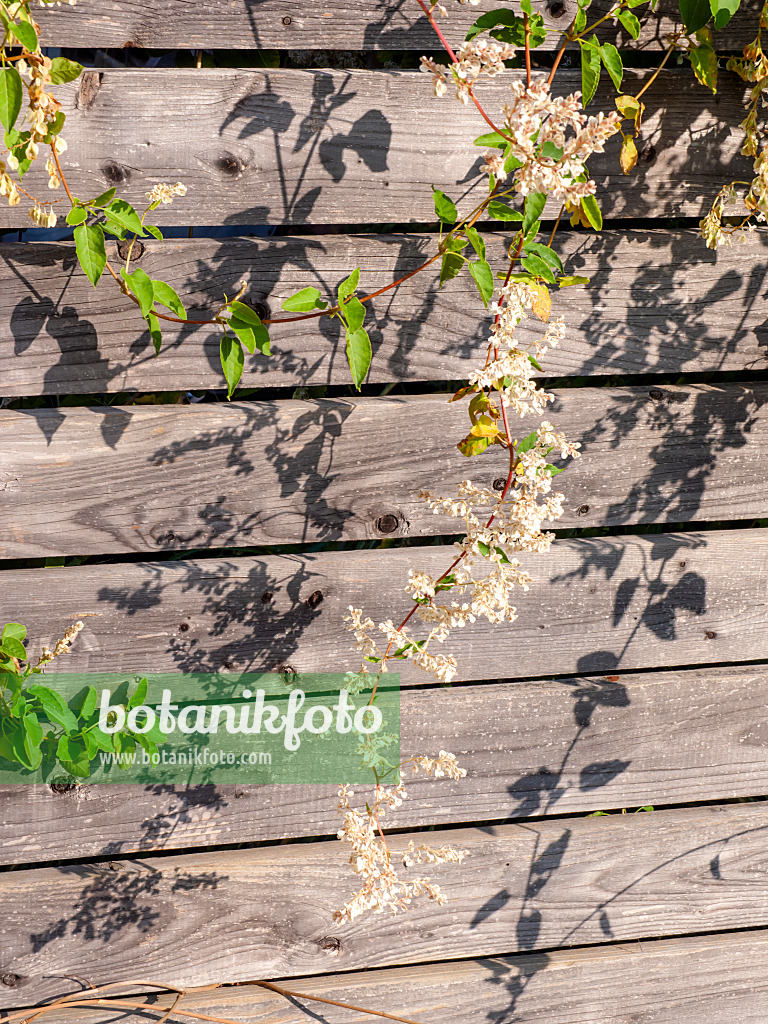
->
523;13;532;87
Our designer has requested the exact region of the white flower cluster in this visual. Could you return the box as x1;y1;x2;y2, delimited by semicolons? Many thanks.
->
146;182;188;205
37;620;84;667
9;57;68;188
344;276;578;685
497;79;621;203
333;763;468;923
28;202;57;227
420;38;517;102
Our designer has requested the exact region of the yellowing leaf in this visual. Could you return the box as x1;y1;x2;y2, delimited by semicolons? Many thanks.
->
530;283;551;322
620;134;638;175
615;94;640;119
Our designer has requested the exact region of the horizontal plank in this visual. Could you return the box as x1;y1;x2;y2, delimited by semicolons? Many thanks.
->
32;0;761;50
2;229;767;396
0;527;766;683
1;802;767;1006
2;663;768;865
30;931;768;1024
2;384;767;558
0;68;752;227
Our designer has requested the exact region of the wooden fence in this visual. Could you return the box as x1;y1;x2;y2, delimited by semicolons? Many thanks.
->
1;2;768;1021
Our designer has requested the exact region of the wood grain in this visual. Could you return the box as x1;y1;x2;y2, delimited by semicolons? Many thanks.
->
2;229;767;397
32;0;761;51
1;663;767;865
0;527;766;683
26;931;768;1024
1;802;767;1006
0;69;752;228
2;384;767;558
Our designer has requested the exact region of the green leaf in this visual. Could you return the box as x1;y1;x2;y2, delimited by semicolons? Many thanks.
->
73;224;107;287
230;316;270;356
689;28;718;92
57;736;91;778
10;19;37;50
580;38;601;106
86;188;116;207
488;200;522;222
521;253;556;283
147;311;162;356
79;686;98;721
523;242;564;273
220;335;245;399
28;684;79;734
522;192;547;235
517;429;539;455
557;275;590;287
574;5;588;32
432;187;457;223
2;623;26;644
144;224;163;240
464;225;486;261
439;251;465;287
469;259;494;307
581;194;603;230
66;206;88;226
103;198;146;237
88;726;115;753
679;0;711;32
49;57;84;85
473;130;508;149
337;268;360;305
710;0;739;29
281;287;328;313
539;140;563;160
599;42;623;91
618;9;641;38
466;8;524;42
528;354;543;372
128;677;148;709
1;637;27;660
504;147;523;176
226;300;260;327
121;267;155;318
344;295;366;333
0;68;23;133
345;327;372;390
152;280;186;319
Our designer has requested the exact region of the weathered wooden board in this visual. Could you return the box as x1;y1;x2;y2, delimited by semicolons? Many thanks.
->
0;69;752;228
0;802;766;1006
26;931;768;1024
32;0;762;51
2;384;767;558
2;230;767;396
0;527;765;682
1;663;767;865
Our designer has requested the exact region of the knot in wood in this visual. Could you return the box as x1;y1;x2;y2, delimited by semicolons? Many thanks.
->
492;477;506;491
648;388;665;402
577;503;590;515
376;514;399;534
0;974;20;989
318;935;342;954
306;590;324;608
117;240;144;262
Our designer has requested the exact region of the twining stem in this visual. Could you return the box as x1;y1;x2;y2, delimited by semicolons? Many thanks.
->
634;34;681;100
0;984;426;1024
524;13;532;87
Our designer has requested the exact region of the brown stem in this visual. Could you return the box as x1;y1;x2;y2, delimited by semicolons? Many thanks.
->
546;204;565;247
547;22;576;86
524;13;532;87
634;35;681;100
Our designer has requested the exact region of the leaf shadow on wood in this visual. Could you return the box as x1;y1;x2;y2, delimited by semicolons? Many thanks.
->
554;228;768;377
26;860;226;955
140;400;357;550
96;555;325;674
